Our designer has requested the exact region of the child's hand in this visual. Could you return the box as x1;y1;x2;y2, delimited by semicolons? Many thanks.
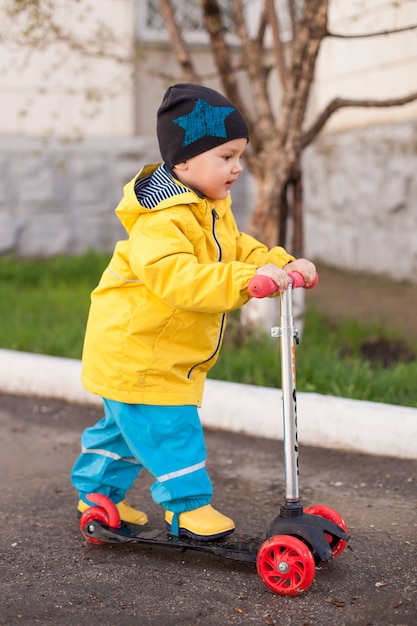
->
284;258;317;287
256;264;291;293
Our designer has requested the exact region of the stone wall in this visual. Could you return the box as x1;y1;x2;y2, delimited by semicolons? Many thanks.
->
0;137;160;257
303;120;417;283
1;121;416;284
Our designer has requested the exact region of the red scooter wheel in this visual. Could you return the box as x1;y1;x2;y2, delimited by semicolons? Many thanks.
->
304;505;348;558
80;506;110;545
257;535;316;595
79;494;122;545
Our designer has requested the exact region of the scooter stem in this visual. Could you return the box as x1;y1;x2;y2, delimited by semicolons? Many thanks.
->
248;271;318;508
275;282;300;504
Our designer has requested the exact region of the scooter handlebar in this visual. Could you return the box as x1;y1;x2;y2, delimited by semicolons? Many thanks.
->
248;271;319;298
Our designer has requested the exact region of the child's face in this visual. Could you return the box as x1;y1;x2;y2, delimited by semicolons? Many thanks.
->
173;138;247;200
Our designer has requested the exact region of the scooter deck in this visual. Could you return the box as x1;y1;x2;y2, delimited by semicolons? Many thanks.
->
83;518;262;563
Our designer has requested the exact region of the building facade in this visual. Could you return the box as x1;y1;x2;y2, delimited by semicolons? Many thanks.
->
0;0;416;280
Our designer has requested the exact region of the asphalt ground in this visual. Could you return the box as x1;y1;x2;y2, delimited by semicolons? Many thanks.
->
1;392;416;626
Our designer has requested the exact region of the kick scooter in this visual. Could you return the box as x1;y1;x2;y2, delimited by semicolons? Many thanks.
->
79;271;349;596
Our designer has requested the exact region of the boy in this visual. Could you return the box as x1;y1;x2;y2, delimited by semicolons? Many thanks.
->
71;83;316;541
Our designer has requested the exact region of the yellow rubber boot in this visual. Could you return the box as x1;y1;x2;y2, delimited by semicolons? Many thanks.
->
165;504;235;541
78;499;148;525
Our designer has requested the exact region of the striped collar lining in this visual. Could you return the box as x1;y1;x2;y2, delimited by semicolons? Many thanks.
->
134;164;190;210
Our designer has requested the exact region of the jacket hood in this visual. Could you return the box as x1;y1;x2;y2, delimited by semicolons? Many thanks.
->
115;163;201;235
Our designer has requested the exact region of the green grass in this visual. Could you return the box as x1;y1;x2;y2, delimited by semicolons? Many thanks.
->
210;309;417;407
1;253;416;408
0;252;110;359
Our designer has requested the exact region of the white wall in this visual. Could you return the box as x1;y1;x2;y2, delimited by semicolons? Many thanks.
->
303;119;417;281
0;0;135;137
0;136;160;257
310;0;417;130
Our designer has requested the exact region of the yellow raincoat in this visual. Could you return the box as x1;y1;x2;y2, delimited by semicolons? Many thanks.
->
81;164;294;407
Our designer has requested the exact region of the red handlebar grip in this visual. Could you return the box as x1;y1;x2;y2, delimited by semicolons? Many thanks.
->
289;271;319;289
248;274;277;298
248;275;279;298
248;272;319;298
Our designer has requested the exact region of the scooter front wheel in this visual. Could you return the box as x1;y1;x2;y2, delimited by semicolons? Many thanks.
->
304;504;348;558
256;535;316;595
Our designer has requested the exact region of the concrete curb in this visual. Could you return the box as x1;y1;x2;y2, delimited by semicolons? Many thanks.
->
1;349;416;460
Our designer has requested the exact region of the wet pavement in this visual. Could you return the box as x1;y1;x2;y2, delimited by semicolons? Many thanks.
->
1;392;416;625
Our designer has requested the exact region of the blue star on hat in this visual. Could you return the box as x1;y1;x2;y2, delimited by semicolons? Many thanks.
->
173;98;235;147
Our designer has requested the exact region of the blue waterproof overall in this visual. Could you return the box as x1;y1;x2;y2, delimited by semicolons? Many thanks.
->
71;399;213;513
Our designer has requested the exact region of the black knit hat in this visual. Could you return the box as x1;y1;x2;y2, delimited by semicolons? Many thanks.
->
157;83;249;168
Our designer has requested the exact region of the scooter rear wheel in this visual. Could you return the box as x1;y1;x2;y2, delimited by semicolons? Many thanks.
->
256;535;316;595
80;506;110;545
304;504;348;558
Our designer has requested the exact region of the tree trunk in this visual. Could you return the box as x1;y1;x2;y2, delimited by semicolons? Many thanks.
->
246;159;287;249
248;0;328;252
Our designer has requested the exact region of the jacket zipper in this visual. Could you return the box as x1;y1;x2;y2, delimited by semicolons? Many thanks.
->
187;207;224;379
212;208;222;261
187;313;226;379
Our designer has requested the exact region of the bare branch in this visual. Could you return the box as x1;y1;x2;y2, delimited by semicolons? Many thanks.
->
159;0;199;83
201;1;239;99
266;0;287;86
302;91;417;147
230;0;275;140
200;0;259;173
288;0;298;39
255;1;269;45
326;24;417;39
277;0;329;145
2;32;129;64
0;9;130;65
